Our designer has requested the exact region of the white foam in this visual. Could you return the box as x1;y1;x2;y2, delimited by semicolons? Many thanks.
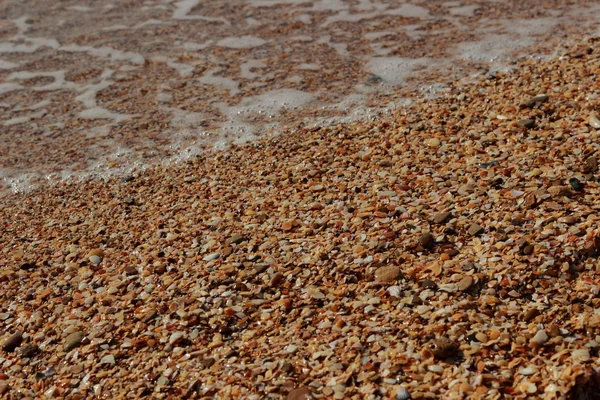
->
240;59;267;79
69;6;92;12
166;59;195;76
101;25;128;31
181;41;212;51
448;5;478;17
4;109;46;126
297;14;312;24
61;44;145;64
7;70;77;91
78;107;135;123
198;69;240;94
0;37;60;53
216;36;266;49
247;0;306;7
365;57;432;86
133;19;165;29
218;89;314;138
13;16;31;35
172;0;230;24
323;11;379;26
386;4;431;18
295;63;320;70
0;59;18;69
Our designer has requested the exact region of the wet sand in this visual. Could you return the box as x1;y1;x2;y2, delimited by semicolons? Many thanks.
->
2;0;600;194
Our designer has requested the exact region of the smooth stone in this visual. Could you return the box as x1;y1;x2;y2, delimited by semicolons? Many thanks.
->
517;118;535;128
20;343;40;358
229;234;248;244
270;272;285;287
124;266;138;275
531;330;548;345
89;255;102;265
558;216;577;225
374;265;401;282
572;349;590;362
64;331;85;352
395;387;411;400
101;354;116;365
521;94;548;108
428;337;459;359
2;331;23;352
589;114;600;129
569;177;584;192
467;223;484;236
582;157;598;173
169;331;184;345
433;212;451;224
457;276;473;291
419;232;435;248
426;138;440;147
287;387;312;400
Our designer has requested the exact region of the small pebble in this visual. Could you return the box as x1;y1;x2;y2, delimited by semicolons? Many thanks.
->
558;216;577;225
89;255;102;265
395;387;411;400
433;212;451;224
457;276;473;291
521;244;534;255
419;232;435;248
64;331;85;352
2;332;22;352
571;349;590;362
426;138;440;147
270;272;285;287
589;114;600;129
124;266;138;275
287;386;312;400
521;94;548;108
517;118;535;128
229;234;248;244
582;157;598;173
531;329;548;345
522;308;540;322
20;343;40;358
568;177;584;192
374;265;401;282
101;354;116;365
428;337;459;359
467;223;484;236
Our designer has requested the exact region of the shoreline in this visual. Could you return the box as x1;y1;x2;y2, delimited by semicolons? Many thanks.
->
2;38;600;398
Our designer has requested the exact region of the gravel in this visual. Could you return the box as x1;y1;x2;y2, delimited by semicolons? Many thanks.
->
1;27;600;400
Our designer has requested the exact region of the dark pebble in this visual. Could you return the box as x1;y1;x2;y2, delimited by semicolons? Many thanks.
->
521;94;548;108
478;160;499;168
569;177;584;191
421;279;437;289
20;343;39;358
419;232;435;248
287;387;313;400
517;119;536;128
2;331;23;352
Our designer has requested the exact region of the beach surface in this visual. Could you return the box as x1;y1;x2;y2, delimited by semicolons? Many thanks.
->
2;36;600;398
3;1;600;399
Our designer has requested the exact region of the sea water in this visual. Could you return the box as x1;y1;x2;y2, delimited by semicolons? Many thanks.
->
1;0;599;195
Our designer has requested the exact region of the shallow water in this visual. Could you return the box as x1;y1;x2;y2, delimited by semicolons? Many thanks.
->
1;0;599;195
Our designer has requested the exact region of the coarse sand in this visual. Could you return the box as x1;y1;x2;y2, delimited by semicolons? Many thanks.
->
2;38;600;399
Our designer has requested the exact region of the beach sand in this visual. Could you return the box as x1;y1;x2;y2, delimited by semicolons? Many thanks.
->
2;38;600;398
